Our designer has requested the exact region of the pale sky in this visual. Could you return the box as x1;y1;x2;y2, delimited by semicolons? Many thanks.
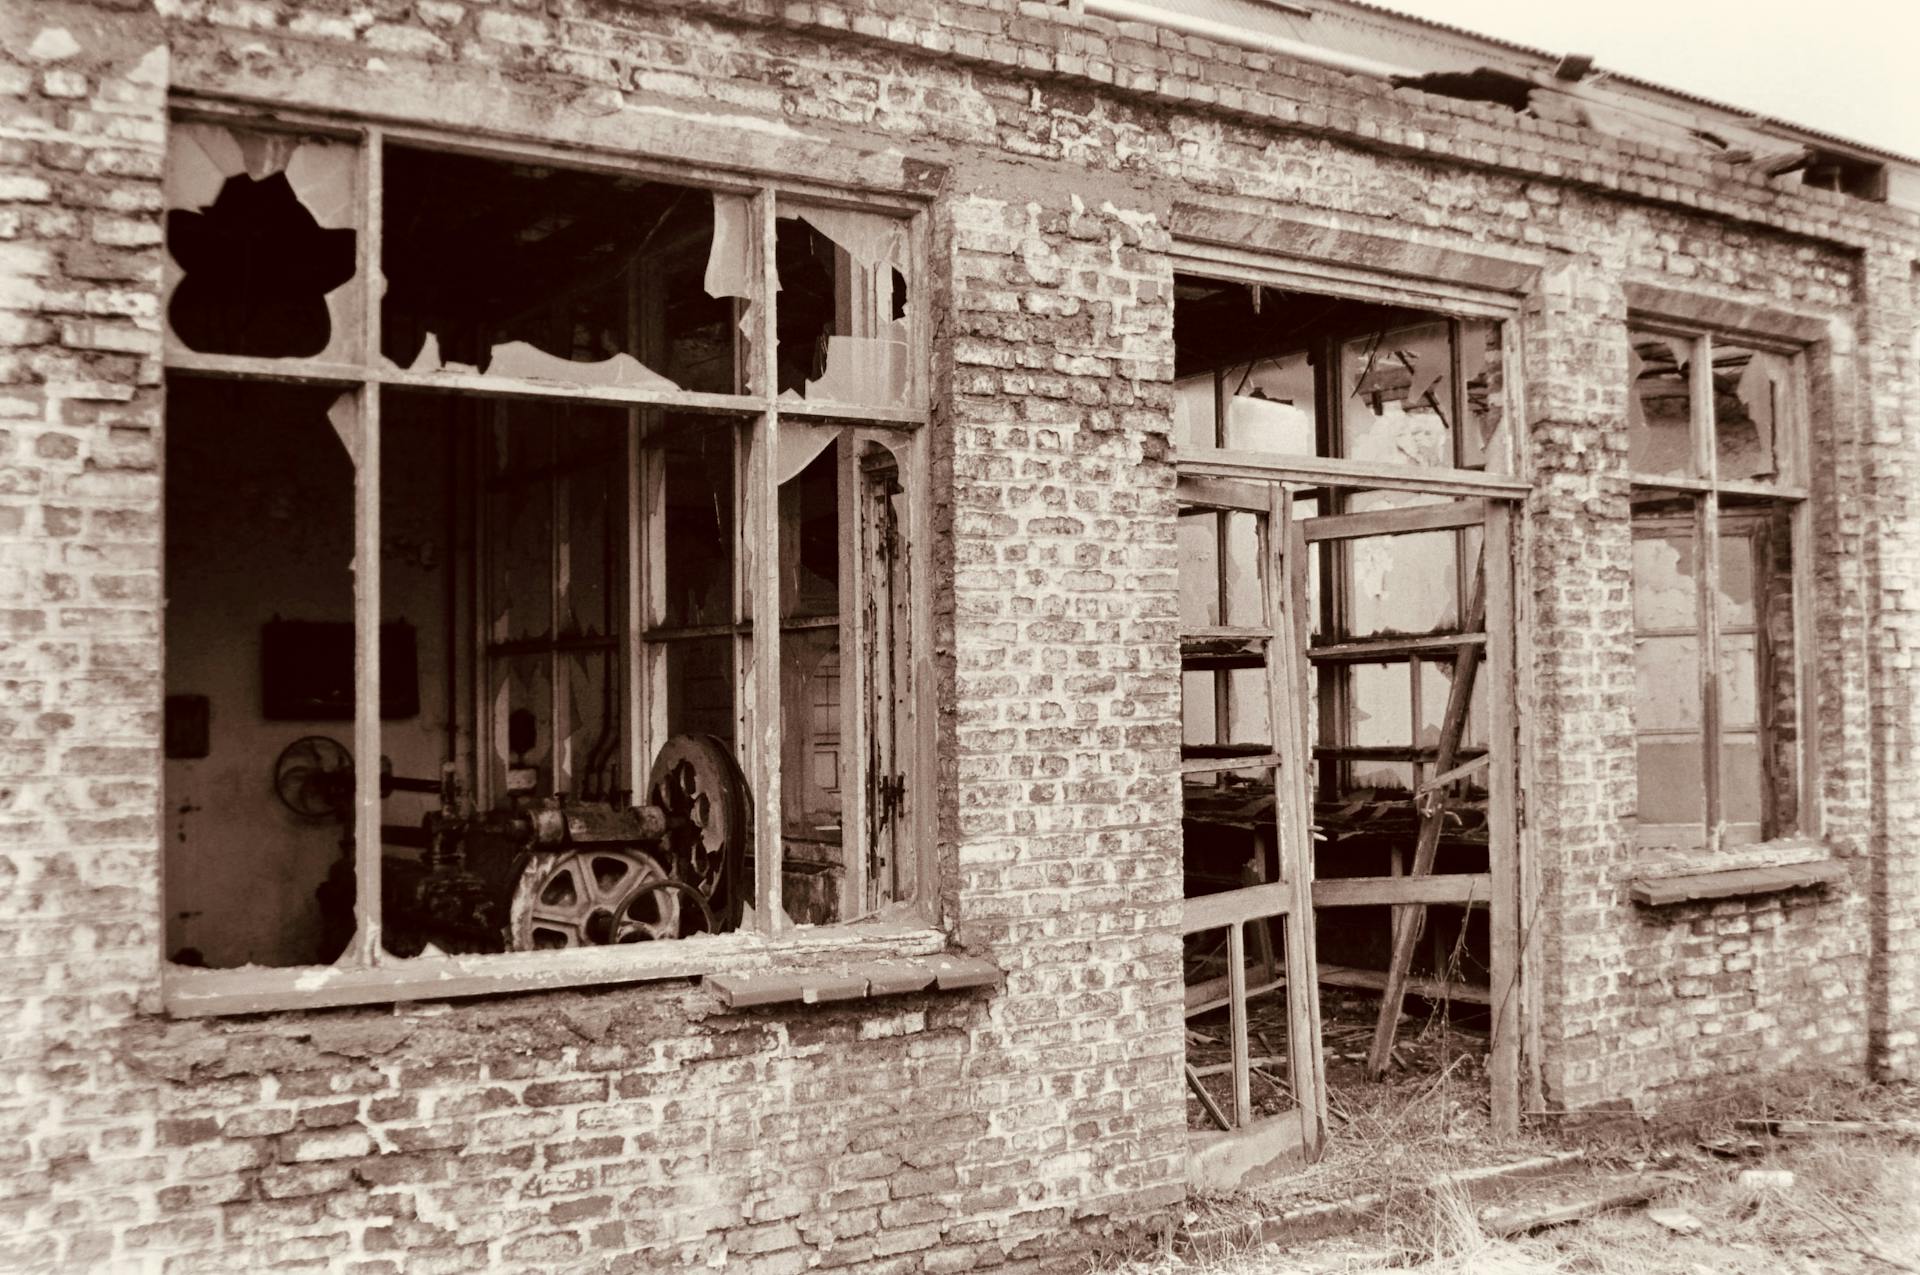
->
1365;0;1920;160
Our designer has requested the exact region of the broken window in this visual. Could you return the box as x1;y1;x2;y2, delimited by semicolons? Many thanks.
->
160;120;928;995
1173;278;1509;474
1628;327;1807;852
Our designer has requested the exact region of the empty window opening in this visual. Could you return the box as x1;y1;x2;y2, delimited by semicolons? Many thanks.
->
1174;274;1518;1155
381;147;745;394
775;206;912;406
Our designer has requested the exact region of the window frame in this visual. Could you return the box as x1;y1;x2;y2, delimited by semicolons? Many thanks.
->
158;104;940;1016
1626;321;1818;854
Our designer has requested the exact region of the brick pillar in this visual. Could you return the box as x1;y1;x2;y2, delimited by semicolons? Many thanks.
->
1517;255;1638;1110
1862;249;1920;1080
943;185;1187;1222
0;4;170;1265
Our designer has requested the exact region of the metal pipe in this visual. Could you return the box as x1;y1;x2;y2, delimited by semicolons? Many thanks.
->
1080;0;1405;83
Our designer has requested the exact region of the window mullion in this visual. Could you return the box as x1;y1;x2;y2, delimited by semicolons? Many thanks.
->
838;429;870;916
751;190;785;933
352;129;385;964
1691;335;1724;850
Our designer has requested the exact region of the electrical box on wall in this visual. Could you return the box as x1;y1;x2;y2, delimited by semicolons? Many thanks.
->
164;694;210;759
260;619;420;720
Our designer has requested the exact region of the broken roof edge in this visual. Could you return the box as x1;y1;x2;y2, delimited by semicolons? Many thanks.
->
1274;0;1920;170
1090;0;1920;172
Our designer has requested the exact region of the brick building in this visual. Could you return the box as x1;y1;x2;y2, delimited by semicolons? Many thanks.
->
2;0;1917;1269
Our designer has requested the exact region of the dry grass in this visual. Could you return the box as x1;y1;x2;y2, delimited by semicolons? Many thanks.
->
1100;1080;1920;1275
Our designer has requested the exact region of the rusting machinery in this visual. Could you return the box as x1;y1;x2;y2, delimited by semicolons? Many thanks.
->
277;732;749;957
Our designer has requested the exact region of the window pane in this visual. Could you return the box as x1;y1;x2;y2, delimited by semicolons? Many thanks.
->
1637;738;1705;825
1628;333;1693;479
1227;668;1271;748
382;146;742;395
1182;670;1218;746
1174;373;1216;450
1632;531;1696;629
1177;513;1220;628
775;204;912;407
1713;345;1788;483
1720;633;1759;730
645;419;736;631
1460;320;1507;472
1635;635;1702;731
165;377;358;970
1227;351;1317;453
1718;529;1756;627
1345;517;1459;638
1349;663;1412;793
1341;321;1453;467
1720;733;1765;829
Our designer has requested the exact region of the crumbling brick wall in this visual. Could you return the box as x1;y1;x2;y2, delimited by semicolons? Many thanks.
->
2;0;1918;1268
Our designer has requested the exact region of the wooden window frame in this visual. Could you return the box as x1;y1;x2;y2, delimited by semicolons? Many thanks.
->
158;105;938;1016
1627;324;1816;856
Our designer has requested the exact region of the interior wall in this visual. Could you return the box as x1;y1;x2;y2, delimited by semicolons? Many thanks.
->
163;383;452;967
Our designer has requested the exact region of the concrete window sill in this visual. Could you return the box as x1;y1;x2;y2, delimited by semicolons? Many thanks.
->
705;954;1001;1008
1628;859;1847;907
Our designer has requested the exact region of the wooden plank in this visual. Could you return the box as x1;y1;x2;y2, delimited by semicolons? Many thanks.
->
1735;1118;1920;1139
1318;962;1491;1005
1302;501;1485;543
1309;632;1487;662
1367;558;1485;1079
1485;502;1521;1138
1186;1064;1230;1132
1312;873;1492;908
1418;754;1491;795
1227;920;1252;1126
1628;859;1845;906
1182;882;1293;935
1313;744;1488;762
1177;473;1269;512
1478;1176;1667;1237
1182;753;1282;775
1282;512;1327;1154
1185;974;1288;1016
1178;449;1530;499
162;348;366;385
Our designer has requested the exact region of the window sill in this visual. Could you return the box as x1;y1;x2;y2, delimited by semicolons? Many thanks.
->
1628;859;1847;908
706;954;1000;1008
161;923;950;1018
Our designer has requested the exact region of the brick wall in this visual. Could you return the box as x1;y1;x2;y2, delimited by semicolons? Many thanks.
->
0;0;1916;1268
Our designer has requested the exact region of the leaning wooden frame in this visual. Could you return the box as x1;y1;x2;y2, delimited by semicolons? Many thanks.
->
158;102;938;1016
1170;245;1528;1154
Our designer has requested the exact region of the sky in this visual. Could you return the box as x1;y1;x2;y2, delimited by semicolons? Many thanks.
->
1362;0;1920;159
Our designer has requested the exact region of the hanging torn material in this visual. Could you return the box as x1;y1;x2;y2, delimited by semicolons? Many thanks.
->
163;122;361;363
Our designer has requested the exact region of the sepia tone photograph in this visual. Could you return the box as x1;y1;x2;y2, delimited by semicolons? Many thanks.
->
1;0;1916;1270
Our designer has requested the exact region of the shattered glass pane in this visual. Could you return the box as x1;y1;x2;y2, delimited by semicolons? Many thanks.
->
163;377;358;969
1226;351;1317;453
645;419;736;631
1631;532;1695;629
1459;320;1506;472
1343;492;1460;638
1628;332;1694;480
1174;374;1217;450
776;204;911;407
164;122;359;361
1714;344;1787;483
1341;322;1453;467
382;147;742;394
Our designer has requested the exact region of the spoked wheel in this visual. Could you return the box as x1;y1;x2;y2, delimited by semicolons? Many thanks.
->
647;734;749;932
508;848;681;950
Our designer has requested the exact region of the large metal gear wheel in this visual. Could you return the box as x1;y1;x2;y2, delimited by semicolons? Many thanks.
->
507;848;682;950
647;734;749;932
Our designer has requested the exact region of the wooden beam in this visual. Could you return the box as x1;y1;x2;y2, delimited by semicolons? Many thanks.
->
1312;873;1491;908
1302;501;1485;543
1309;632;1487;662
1367;558;1486;1079
1179;449;1530;499
1227;920;1252;1126
1182;882;1293;935
1182;753;1282;775
351;132;384;968
1485;502;1521;1138
1177;473;1270;513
